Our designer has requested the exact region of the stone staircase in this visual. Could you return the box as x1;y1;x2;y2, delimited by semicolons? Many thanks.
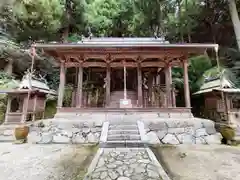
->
109;90;138;108
105;118;144;147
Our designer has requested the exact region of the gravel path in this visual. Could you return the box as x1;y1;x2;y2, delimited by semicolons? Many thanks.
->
0;143;95;180
156;145;240;180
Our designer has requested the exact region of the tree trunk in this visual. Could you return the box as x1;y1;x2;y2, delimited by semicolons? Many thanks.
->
4;58;13;75
177;0;184;42
228;0;240;50
185;0;191;42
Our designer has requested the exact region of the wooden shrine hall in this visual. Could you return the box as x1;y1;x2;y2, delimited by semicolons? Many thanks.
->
34;37;218;114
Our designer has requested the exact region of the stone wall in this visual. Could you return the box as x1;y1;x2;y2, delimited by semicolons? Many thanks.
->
28;119;103;144
143;118;222;145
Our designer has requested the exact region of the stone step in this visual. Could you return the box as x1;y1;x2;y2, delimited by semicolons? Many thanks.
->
108;121;138;125
109;124;138;130
104;140;145;148
108;129;139;135
107;134;141;141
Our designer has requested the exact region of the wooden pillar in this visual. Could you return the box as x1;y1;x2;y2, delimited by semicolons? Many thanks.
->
71;68;78;107
76;66;83;108
42;97;46;119
168;65;176;107
165;65;172;107
32;94;37;121
21;96;28;123
148;73;153;107
4;96;12;123
57;62;66;108
172;88;176;107
105;64;111;107
183;59;191;108
137;64;143;107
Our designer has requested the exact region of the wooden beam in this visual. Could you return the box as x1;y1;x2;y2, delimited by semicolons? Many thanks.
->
110;62;137;67
83;62;107;67
141;61;166;67
65;62;107;67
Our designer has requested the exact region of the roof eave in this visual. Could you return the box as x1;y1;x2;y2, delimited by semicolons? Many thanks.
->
33;43;218;49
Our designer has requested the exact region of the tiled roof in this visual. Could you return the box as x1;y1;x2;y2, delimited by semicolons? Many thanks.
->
194;77;239;95
19;79;50;91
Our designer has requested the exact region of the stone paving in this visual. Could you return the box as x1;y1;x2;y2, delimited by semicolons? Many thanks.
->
84;148;163;180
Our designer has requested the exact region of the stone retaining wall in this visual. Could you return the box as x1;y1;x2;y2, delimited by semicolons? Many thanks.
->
28;119;103;144
143;118;222;145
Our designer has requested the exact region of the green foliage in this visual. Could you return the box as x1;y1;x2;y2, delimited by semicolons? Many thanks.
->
0;0;240;117
173;55;213;92
0;71;19;123
44;99;57;119
85;0;134;36
9;0;64;42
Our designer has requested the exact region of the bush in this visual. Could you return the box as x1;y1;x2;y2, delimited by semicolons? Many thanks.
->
44;99;57;119
220;125;235;144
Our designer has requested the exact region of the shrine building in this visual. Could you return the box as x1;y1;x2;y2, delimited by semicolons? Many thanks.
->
34;37;218;117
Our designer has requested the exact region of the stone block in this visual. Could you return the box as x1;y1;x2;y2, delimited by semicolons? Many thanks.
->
168;128;185;134
72;127;81;134
82;128;91;134
193;121;204;129
195;128;208;137
0;135;15;141
157;113;169;118
169;113;181;118
162;133;180;145
184;126;195;135
72;134;85;143
204;133;222;145
156;130;168;140
3;129;13;136
195;137;207;144
61;130;73;138
38;132;53;144
149;122;167;131
28;131;41;143
53;135;71;143
201;119;215;128
165;120;194;128
177;134;195;144
146;131;161;145
205;125;217;135
87;133;98;143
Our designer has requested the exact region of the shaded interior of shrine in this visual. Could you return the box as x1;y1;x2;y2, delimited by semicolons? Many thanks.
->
65;65;174;108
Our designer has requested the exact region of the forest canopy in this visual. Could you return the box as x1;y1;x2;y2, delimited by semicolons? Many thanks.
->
0;0;240;90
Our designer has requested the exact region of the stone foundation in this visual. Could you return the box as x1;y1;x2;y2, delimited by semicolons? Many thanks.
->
28;119;103;144
143;118;222;145
0;112;222;145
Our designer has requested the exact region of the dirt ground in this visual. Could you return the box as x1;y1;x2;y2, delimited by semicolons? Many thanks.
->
153;145;240;180
0;143;97;180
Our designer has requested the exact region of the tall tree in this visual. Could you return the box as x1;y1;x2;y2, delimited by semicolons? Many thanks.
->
228;0;240;50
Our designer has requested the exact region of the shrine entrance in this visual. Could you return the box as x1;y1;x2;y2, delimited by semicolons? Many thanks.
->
111;68;137;91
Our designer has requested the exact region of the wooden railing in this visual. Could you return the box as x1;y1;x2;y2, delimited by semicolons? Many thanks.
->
143;84;175;108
